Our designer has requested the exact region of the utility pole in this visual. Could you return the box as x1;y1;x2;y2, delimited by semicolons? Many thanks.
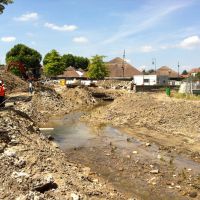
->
152;58;157;73
122;50;125;78
178;61;180;79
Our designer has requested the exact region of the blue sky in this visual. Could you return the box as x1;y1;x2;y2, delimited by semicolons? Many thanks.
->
0;0;200;71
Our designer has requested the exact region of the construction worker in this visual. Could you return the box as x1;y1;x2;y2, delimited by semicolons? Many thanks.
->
0;80;5;107
28;80;33;94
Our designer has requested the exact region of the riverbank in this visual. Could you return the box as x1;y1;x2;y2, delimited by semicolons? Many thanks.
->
0;108;125;200
1;83;200;199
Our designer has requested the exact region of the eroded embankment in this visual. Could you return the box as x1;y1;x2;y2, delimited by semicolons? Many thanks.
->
81;92;200;153
0;108;125;200
47;108;200;200
15;87;97;125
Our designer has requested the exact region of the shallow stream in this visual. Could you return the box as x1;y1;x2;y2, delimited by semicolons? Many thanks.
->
42;111;200;200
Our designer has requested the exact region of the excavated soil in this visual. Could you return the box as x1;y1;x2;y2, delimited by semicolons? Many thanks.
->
82;92;200;153
1;76;200;200
0;70;28;93
0;108;124;200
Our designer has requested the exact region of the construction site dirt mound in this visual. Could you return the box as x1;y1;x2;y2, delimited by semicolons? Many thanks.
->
14;87;97;125
0;108;124;200
0;70;28;93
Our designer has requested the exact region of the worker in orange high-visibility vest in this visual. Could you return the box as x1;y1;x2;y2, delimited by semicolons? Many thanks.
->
0;80;5;107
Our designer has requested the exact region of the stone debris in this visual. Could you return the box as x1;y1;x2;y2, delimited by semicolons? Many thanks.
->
0;109;125;199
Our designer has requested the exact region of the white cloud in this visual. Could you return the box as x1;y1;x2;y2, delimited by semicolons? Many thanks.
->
140;45;154;53
179;36;200;49
73;37;88;43
44;23;78;32
1;37;16;42
14;12;39;22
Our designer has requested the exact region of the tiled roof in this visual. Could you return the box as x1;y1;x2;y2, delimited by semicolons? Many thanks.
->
155;66;179;78
106;57;142;77
190;68;200;74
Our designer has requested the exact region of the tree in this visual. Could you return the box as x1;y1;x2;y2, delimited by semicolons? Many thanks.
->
74;56;89;70
87;55;109;79
196;72;200;80
62;54;75;69
43;50;64;76
6;44;42;78
0;0;13;14
182;70;188;75
147;69;156;74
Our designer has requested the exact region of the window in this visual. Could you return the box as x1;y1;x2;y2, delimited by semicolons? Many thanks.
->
144;79;149;83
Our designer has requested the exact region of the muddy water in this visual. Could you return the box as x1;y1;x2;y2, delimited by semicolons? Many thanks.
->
44;112;199;200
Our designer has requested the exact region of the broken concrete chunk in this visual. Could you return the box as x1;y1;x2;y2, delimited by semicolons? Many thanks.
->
150;169;159;174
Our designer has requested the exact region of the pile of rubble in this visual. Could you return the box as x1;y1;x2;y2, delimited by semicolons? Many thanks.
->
0;108;125;200
0;71;28;93
15;87;97;125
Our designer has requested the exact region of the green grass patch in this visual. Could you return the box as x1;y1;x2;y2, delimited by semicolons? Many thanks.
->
172;92;200;100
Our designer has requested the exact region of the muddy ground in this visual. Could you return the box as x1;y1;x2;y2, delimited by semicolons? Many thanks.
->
78;91;200;199
1;77;200;200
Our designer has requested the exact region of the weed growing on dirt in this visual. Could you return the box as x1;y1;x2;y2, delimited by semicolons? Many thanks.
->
172;93;200;101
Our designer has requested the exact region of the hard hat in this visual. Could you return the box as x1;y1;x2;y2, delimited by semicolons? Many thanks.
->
0;80;2;84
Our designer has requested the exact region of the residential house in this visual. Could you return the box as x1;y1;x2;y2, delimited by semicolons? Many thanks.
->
154;66;179;79
106;57;142;78
58;66;86;79
133;75;169;86
189;68;200;77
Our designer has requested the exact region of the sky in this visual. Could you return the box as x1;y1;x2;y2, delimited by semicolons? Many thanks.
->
0;0;200;72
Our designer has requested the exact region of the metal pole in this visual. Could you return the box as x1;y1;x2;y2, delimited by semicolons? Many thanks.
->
122;50;125;78
178;62;180;79
152;58;156;74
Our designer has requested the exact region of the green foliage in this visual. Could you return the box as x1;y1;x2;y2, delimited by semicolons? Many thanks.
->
74;56;89;70
0;0;13;14
61;54;89;70
148;69;155;74
195;72;200;79
10;67;21;76
172;92;200;101
43;50;64;76
6;44;42;78
182;70;188;75
62;54;75;69
87;55;109;79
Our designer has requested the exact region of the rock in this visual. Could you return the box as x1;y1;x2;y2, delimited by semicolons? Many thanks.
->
92;178;99;183
4;149;16;157
132;151;138;154
14;158;26;168
118;167;124;171
150;169;159;174
47;135;54;141
15;195;27;200
157;155;162;159
189;191;197;198
12;171;30;178
145;143;151;147
70;193;80;200
82;167;91;177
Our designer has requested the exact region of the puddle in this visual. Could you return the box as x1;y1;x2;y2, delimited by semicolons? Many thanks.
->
42;111;200;199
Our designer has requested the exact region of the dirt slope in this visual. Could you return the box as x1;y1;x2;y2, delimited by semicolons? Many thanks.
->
82;92;200;152
0;71;28;93
0;108;125;200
